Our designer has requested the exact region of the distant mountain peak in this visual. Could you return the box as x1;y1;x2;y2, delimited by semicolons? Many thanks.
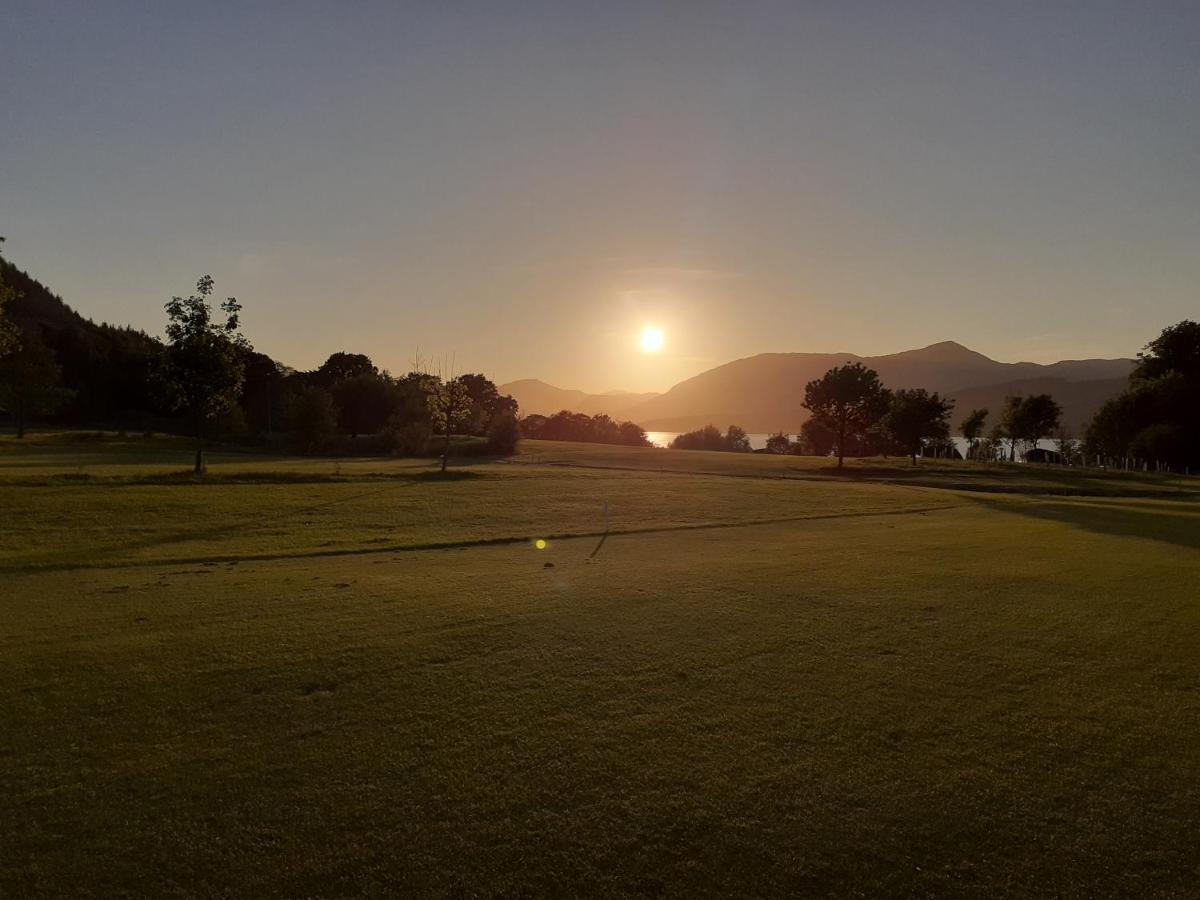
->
885;340;996;364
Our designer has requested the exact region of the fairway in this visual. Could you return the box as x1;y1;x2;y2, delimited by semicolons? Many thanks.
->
3;437;1200;896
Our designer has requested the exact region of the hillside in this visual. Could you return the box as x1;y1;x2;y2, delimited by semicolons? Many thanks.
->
498;379;659;418
619;342;1131;432
945;377;1128;436
1;258;163;423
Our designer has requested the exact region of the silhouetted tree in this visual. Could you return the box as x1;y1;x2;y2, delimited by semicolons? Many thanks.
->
765;432;791;454
425;372;472;472
999;396;1022;461
158;276;249;473
332;372;397;438
519;413;548;439
670;424;724;451
803;363;889;468
669;424;751;452
1133;320;1200;382
1002;394;1061;462
0;330;72;437
960;408;988;460
885;389;953;464
486;409;520;454
238;350;284;436
724;425;751;452
457;373;518;435
1087;320;1200;470
1054;428;1081;466
285;385;338;453
797;418;835;456
617;421;650;446
526;410;650;446
313;352;376;387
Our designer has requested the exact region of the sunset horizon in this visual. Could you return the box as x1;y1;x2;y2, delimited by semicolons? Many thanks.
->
4;3;1199;896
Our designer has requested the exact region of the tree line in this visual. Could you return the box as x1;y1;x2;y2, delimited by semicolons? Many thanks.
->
519;410;650;446
4;245;1195;472
667;366;1067;467
0;254;520;472
674;319;1199;473
1083;321;1200;472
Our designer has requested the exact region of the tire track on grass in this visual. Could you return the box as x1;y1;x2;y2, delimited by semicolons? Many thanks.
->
2;502;962;575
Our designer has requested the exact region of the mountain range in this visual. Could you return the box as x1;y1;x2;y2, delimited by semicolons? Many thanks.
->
502;342;1133;435
496;380;661;419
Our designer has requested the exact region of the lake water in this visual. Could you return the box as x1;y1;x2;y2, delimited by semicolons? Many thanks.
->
645;432;1058;457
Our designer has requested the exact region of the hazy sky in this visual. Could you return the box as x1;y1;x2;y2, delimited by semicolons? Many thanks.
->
4;1;1198;392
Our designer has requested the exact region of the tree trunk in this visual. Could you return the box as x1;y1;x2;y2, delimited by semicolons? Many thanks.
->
16;405;26;439
837;418;845;468
194;414;205;475
441;428;451;472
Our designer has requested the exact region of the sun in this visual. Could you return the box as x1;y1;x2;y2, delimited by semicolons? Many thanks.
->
640;326;665;353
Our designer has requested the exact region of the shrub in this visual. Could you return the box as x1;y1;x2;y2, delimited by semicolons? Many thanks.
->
670;424;751;452
381;414;432;456
285;386;338;454
486;410;520;455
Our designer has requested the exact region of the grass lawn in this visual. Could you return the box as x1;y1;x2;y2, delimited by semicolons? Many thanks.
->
2;434;1199;896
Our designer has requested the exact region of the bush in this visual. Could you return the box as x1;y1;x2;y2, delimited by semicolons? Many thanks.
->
381;414;432;456
670;424;751;452
285;386;338;454
486;410;520;455
765;433;792;454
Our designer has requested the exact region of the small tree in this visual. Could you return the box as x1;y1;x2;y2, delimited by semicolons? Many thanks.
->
960;408;988;460
886;389;954;464
1003;394;1062;462
724;425;752;452
1020;394;1063;455
803;363;889;468
312;352;376;386
670;424;725;451
0;331;72;437
798;418;836;456
159;275;249;473
617;421;651;446
486;409;521;455
765;432;791;454
1054;428;1081;466
1000;396;1024;461
426;373;471;472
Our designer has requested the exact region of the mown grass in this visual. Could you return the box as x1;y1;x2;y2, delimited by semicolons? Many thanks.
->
2;434;1199;896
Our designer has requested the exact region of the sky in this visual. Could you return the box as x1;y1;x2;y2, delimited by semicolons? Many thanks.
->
3;1;1198;393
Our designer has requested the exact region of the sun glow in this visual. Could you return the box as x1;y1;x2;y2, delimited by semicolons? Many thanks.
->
640;326;665;353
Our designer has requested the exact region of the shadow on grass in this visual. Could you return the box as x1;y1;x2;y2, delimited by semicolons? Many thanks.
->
2;468;488;488
817;462;1198;499
1;468;492;572
975;496;1200;551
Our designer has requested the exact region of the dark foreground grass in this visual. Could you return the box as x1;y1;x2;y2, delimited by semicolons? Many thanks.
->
2;437;1199;896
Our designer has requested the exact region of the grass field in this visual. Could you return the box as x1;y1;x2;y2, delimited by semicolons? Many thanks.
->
3;434;1199;896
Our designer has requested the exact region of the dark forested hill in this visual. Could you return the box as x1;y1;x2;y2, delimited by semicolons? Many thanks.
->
2;259;164;425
